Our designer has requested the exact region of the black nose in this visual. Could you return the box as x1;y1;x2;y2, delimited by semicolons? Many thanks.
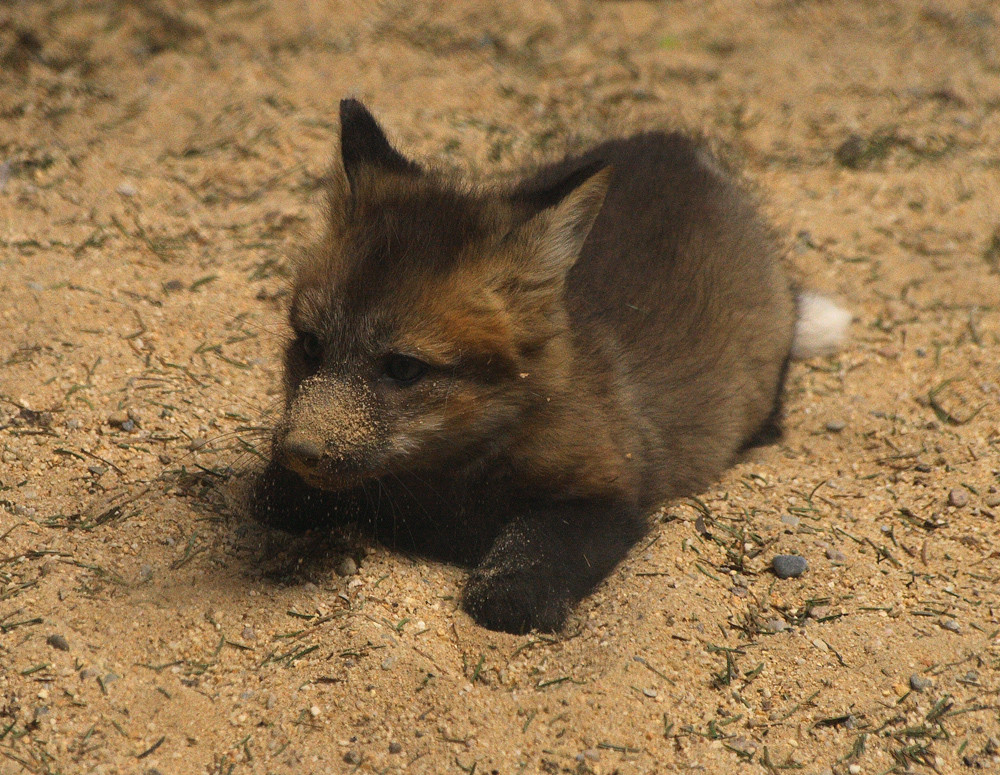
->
282;433;324;467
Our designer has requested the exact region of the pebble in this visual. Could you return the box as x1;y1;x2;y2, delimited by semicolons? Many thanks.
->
765;618;789;633
121;419;135;432
139;564;154;582
948;488;969;508
381;656;397;671
643;687;657;698
87;465;107;477
107;410;130;427
116;182;137;196
336;557;358;577
343;751;361;765
780;514;800;528
46;634;70;651
388;741;402;754
241;625;256;641
825;547;847;564
986;495;1000;508
576;749;600;762
824;419;847;432
940;618;961;633
772;554;808;579
909;673;933;692
848;765;861;775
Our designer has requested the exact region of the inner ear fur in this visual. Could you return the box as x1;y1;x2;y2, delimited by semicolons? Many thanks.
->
513;165;612;286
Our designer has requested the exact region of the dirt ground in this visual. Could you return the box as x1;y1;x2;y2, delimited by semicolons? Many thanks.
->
2;1;999;773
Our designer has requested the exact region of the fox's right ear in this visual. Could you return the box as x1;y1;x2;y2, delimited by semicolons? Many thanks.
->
339;99;421;192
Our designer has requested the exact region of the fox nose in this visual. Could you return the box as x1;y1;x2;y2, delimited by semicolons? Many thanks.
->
281;433;324;468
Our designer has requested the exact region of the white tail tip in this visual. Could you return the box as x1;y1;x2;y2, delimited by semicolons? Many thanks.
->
791;292;851;359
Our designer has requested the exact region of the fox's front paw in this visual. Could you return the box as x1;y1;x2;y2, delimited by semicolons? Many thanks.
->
462;566;569;634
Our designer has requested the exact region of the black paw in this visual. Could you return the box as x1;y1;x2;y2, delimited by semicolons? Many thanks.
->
462;567;570;634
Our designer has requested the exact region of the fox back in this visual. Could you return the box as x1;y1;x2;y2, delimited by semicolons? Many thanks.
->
252;100;842;633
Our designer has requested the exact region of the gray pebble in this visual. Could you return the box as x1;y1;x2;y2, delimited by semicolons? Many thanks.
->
107;410;129;427
139;564;154;582
343;751;361;765
985;494;1000;508
643;687;657;698
824;419;847;432
88;465;107;477
116;182;137;196
241;625;256;641
103;672;119;684
909;673;933;692
381;656;397;670
825;547;847;564
163;279;185;292
337;557;358;577
765;618;789;633
46;633;70;651
948;488;969;508
121;419;135;432
780;514;800;528
772;554;808;579
940;618;961;633
576;749;600;762
388;741;402;754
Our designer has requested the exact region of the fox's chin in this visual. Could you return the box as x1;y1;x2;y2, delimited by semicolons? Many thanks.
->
279;460;370;493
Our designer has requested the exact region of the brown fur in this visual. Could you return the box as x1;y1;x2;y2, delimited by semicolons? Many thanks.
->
252;100;798;633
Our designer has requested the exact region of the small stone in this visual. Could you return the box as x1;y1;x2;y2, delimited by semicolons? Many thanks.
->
309;705;321;718
948;488;969;508
575;749;600;762
381;656;397;671
241;625;256;641
121;419;135;432
46;634;70;651
27;281;44;292
388;741;402;754
985;495;1000;508
87;465;107;476
961;670;980;685
642;687;657;698
825;547;847;564
984;737;999;755
824;419;847;432
139;564;153;582
765;618;789;633
772;554;808;579
343;751;361;765
848;764;862;775
116;182;137;196
107;410;129;427
336;557;358;577
103;672;119;684
909;673;933;692
940;618;960;633
808;605;831;620
780;514;800;528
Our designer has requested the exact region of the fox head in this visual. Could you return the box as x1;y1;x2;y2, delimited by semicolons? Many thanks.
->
275;99;610;491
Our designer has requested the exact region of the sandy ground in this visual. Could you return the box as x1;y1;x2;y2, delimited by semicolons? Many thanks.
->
2;1;1000;773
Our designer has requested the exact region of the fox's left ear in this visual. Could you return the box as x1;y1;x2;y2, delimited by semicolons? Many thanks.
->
520;165;612;283
339;99;421;192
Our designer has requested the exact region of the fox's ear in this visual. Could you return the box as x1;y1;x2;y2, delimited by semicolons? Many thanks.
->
524;165;611;282
339;99;420;192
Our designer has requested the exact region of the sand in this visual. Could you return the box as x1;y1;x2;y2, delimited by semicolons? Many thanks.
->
1;1;999;773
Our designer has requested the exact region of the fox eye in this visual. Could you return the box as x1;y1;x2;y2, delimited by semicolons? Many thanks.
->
383;354;427;385
298;332;322;362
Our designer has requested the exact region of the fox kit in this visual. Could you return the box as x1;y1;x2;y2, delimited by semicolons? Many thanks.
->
252;99;849;633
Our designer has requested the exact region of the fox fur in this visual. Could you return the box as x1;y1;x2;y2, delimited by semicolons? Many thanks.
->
251;99;849;634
